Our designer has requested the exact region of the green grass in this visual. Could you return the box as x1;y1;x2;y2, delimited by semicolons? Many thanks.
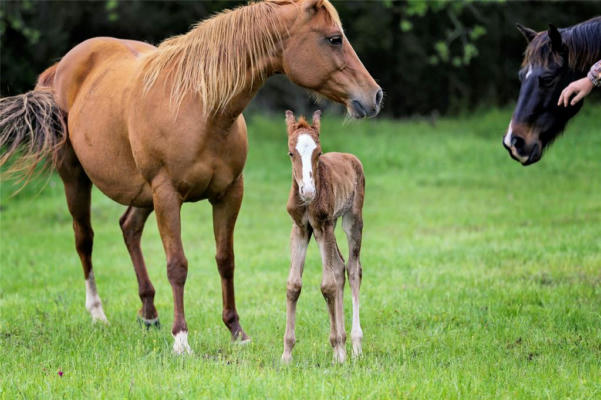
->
1;107;600;398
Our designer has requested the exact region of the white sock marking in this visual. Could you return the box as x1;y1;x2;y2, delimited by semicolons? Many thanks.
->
85;272;108;323
173;331;193;355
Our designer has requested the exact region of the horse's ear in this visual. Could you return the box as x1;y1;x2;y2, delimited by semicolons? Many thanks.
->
516;23;536;43
285;110;296;134
302;0;323;16
548;24;564;52
312;110;322;133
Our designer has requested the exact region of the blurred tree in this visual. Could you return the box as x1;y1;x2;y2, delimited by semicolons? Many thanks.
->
1;1;599;117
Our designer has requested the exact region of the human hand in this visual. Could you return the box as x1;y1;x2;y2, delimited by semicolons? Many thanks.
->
558;77;594;107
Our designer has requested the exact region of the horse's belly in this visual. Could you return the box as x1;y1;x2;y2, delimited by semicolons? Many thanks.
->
68;90;152;207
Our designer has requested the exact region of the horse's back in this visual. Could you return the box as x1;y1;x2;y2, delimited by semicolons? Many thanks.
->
53;37;155;111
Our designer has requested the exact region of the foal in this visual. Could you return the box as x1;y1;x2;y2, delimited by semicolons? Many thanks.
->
282;110;365;363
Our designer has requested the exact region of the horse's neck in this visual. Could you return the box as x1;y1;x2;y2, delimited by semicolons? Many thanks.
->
205;6;293;126
210;55;283;126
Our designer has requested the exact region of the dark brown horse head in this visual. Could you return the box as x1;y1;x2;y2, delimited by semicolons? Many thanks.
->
504;17;601;165
286;110;322;202
281;0;383;119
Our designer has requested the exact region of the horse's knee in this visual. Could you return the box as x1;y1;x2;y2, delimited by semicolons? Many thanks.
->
284;334;296;349
321;280;337;300
167;256;188;286
287;280;302;302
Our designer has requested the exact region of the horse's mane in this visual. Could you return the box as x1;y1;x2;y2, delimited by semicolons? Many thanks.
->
523;16;601;73
141;0;341;114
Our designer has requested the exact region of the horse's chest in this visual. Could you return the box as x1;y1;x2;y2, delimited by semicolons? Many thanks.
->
175;135;248;202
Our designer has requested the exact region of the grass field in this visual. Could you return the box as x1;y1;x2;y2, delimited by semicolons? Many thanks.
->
1;107;600;398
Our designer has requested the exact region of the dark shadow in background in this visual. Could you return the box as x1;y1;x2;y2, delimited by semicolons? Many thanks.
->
1;1;599;117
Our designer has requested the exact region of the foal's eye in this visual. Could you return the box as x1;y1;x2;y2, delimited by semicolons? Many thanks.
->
327;35;343;47
288;152;293;157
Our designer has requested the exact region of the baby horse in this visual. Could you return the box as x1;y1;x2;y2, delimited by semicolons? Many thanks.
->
282;110;365;363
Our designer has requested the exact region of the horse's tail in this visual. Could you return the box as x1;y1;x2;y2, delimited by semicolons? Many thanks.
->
0;63;67;185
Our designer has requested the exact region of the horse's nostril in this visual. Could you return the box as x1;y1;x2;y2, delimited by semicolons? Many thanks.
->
512;136;525;150
375;89;383;107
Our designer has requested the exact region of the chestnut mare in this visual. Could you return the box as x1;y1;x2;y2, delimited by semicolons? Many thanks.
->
0;0;382;354
282;110;365;363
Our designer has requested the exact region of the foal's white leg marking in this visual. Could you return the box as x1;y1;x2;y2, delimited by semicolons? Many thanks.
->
295;134;317;196
173;331;193;355
351;295;363;357
85;271;108;323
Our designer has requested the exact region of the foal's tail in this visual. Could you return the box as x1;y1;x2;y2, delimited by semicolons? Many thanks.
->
0;65;67;185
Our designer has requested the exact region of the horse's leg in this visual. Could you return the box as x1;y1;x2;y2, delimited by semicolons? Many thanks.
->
151;176;191;354
119;206;159;328
210;176;249;342
281;224;312;363
342;211;364;357
57;146;107;323
315;223;347;363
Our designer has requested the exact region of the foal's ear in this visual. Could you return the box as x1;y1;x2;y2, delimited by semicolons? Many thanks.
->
285;110;296;133
548;24;564;52
312;110;322;133
516;23;536;43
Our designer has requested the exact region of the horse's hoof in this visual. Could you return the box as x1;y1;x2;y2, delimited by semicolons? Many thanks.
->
231;329;251;344
172;331;193;355
137;315;161;330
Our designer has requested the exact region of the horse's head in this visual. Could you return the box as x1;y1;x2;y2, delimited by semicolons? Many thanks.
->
286;110;322;203
503;23;582;165
281;0;382;119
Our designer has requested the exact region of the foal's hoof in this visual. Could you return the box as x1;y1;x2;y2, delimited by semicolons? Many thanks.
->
333;346;347;364
137;315;161;330
281;352;293;364
352;342;363;358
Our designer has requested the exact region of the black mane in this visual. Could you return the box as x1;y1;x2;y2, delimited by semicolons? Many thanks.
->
524;16;601;74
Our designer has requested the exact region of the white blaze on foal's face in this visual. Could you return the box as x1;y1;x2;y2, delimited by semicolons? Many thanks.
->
293;133;318;201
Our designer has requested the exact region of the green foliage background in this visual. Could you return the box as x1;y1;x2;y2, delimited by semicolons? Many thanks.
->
0;1;599;115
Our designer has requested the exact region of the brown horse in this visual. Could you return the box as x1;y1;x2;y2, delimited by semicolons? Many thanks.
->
282;110;365;363
0;0;381;354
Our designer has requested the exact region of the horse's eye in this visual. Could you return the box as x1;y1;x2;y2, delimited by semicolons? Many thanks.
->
327;35;342;46
288;152;293;157
318;152;323;157
539;75;554;87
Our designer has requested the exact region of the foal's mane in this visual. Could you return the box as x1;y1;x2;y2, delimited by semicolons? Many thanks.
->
523;16;601;73
141;0;341;114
